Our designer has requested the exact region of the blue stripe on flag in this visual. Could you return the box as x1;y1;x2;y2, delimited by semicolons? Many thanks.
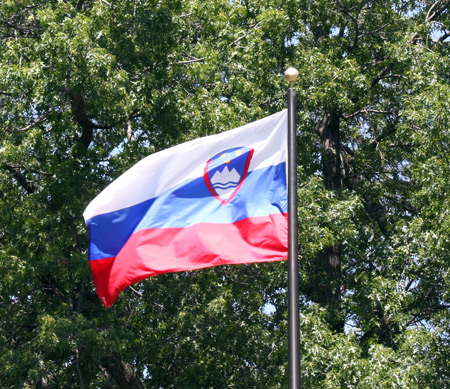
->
87;162;286;261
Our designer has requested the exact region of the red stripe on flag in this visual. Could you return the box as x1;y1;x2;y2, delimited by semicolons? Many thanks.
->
90;213;288;307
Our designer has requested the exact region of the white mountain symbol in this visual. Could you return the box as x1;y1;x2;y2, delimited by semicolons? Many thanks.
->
210;165;241;199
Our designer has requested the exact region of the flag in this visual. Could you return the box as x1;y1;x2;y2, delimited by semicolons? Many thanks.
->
83;110;288;307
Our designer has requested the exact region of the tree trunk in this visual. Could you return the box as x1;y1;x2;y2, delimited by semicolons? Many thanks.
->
102;353;146;389
318;111;343;191
316;111;344;330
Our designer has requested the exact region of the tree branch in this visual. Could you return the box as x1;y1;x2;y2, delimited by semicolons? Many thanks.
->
342;107;390;120
3;163;36;194
69;92;93;148
12;109;53;133
371;66;389;87
127;120;136;142
439;30;450;42
230;20;263;47
426;0;450;22
75;349;85;389
408;0;450;43
174;57;205;65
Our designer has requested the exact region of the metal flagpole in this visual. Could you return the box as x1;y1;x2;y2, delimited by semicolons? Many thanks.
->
285;68;300;389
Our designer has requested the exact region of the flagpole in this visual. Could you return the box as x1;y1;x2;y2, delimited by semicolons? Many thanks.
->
285;68;300;389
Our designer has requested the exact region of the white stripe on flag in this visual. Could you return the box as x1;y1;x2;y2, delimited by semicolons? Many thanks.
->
83;110;287;221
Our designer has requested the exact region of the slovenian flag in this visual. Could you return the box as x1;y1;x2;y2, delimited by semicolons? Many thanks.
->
83;110;288;307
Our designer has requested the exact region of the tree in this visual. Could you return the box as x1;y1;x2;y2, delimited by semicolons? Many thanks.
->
1;0;449;387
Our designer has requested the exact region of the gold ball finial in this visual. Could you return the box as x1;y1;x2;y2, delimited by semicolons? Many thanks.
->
285;67;299;83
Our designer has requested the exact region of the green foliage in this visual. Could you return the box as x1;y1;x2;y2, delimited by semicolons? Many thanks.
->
1;0;450;387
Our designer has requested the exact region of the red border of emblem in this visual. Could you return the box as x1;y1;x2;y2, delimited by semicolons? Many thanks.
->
203;148;254;205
